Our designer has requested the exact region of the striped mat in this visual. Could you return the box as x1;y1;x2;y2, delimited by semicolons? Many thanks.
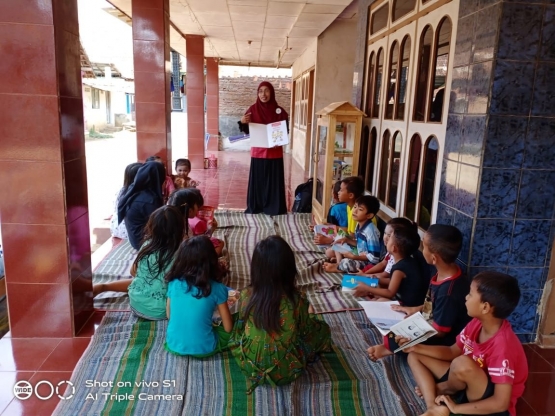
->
218;211;276;291
273;213;362;314
53;311;425;416
93;211;363;314
92;211;275;311
93;240;136;311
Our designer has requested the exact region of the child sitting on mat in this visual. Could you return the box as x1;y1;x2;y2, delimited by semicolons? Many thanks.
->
322;195;381;273
405;272;527;416
352;220;428;307
174;158;200;189
165;236;232;357
229;236;331;394
93;205;185;321
146;155;175;203
313;176;365;248
167;189;224;256
366;224;470;360
355;217;415;285
110;162;142;241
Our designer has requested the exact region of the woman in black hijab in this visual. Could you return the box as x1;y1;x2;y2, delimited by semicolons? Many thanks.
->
118;162;166;250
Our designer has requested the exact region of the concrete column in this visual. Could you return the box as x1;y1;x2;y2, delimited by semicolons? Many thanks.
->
132;0;172;169
0;0;92;337
206;58;219;153
185;35;205;167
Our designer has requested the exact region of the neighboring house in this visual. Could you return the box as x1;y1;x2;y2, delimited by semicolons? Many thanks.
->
81;43;135;132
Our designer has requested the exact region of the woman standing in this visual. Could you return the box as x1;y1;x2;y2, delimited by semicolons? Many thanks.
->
239;81;289;215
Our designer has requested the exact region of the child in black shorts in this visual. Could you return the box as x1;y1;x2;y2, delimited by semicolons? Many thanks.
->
406;272;527;416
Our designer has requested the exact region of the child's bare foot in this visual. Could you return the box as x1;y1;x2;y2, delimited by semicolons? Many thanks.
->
415;386;423;398
420;405;449;416
322;262;339;273
366;344;393;361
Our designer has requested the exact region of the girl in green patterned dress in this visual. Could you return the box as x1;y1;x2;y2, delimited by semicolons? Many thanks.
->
229;236;331;393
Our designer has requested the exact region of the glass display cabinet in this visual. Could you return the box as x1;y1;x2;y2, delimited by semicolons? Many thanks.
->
312;101;365;223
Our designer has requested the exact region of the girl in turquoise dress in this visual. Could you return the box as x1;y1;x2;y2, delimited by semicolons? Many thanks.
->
93;205;185;320
229;236;331;393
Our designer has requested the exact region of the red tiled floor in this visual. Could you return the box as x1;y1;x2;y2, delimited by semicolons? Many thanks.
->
191;151;309;211
0;338;60;372
532;345;555;369
1;371;73;416
75;311;105;338
38;338;91;372
520;345;555;415
0;372;35;415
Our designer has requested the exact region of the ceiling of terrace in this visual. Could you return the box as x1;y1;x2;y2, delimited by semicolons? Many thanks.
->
107;0;358;67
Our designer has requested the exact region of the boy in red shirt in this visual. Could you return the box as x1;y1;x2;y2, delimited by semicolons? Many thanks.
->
405;271;527;416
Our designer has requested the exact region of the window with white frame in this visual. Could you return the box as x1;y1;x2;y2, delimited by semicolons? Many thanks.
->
293;72;311;131
360;0;456;230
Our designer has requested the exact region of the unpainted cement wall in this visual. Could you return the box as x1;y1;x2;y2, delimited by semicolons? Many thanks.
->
219;76;292;137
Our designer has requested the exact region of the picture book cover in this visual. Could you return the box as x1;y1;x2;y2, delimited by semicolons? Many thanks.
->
249;121;289;148
313;224;338;248
197;206;215;222
341;275;379;291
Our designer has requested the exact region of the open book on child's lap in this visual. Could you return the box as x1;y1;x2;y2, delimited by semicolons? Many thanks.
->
341;275;379;292
358;301;437;353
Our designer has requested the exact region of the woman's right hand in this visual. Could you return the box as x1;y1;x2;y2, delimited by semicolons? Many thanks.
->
241;113;251;124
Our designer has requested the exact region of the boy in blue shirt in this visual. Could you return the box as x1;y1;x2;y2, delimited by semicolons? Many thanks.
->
314;176;365;247
323;195;381;273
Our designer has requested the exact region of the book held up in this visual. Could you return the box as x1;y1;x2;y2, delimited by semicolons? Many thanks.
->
249;121;289;148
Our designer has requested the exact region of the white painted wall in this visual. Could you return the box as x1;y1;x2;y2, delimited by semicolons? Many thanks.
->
290;40;317;169
291;39;317;79
83;86;131;131
314;19;358;123
289;18;358;173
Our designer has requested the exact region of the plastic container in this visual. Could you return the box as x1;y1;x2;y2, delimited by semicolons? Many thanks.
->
208;154;218;169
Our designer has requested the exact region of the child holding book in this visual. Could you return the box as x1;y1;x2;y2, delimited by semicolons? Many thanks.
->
189;189;224;256
366;224;470;360
168;188;224;256
405;272;527;416
165;236;232;357
314;176;365;247
322;195;381;273
229;236;331;394
174;158;200;189
351;220;427;306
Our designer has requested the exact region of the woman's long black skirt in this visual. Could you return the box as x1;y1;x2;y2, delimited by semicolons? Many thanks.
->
245;157;287;215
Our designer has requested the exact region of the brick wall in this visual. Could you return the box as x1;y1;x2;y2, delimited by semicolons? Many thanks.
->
219;76;292;137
